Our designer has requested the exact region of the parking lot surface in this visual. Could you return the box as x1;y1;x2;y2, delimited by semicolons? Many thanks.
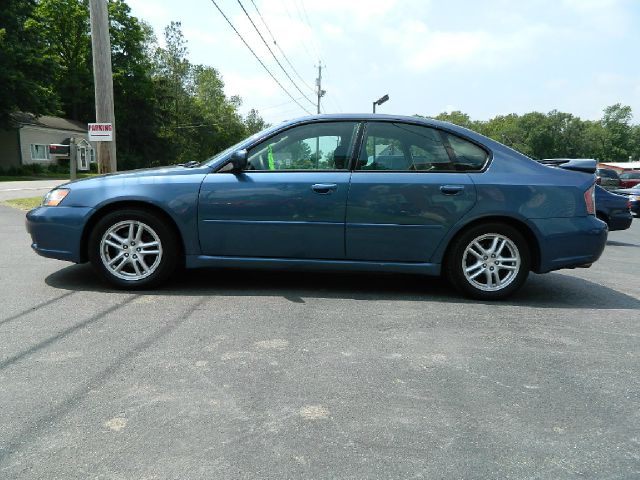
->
1;204;639;479
0;180;65;202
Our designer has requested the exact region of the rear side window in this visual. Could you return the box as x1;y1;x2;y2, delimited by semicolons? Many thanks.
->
358;122;488;172
444;133;489;171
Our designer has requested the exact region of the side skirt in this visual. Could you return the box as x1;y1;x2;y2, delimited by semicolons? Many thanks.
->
185;255;441;276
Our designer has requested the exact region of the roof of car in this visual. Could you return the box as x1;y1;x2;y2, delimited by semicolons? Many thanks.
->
279;113;484;141
283;113;453;127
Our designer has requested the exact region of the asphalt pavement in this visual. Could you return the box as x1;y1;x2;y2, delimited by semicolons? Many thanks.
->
0;180;66;202
0;203;638;479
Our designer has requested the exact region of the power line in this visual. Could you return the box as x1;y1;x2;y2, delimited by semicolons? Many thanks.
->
208;0;311;115
281;0;315;61
236;0;315;106
254;96;308;112
292;0;323;63
248;0;315;94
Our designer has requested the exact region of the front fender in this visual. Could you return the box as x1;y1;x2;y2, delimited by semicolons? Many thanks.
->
65;173;207;256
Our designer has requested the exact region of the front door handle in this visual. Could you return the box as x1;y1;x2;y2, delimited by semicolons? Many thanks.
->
311;183;338;194
440;185;465;195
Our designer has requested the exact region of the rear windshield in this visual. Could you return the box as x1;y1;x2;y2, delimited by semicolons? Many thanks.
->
597;169;619;179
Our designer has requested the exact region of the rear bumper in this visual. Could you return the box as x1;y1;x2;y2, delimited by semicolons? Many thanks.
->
26;206;94;263
608;211;633;231
531;216;608;273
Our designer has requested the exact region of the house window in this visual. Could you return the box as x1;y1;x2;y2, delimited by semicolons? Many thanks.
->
30;144;50;161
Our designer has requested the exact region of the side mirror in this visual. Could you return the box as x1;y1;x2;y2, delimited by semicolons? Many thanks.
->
229;149;248;172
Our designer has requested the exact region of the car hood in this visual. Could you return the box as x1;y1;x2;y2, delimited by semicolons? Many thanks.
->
59;165;212;188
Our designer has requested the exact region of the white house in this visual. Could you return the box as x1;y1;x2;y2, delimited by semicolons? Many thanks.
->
0;112;95;170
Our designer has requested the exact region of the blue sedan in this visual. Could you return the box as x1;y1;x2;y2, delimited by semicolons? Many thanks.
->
595;185;633;231
26;114;607;299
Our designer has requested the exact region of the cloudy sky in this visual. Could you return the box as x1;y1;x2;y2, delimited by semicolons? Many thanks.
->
127;0;640;124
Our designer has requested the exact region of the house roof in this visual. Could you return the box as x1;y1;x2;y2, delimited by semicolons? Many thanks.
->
11;112;87;133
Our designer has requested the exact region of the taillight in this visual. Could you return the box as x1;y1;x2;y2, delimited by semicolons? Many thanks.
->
584;184;595;215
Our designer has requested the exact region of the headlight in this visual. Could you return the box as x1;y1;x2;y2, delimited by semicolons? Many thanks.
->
42;188;70;206
630;195;640;202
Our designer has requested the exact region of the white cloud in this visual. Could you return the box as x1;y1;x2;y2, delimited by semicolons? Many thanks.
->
562;0;630;36
127;0;171;26
183;27;219;47
382;20;549;72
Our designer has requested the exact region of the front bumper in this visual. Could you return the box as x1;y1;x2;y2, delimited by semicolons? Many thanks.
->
26;206;94;263
531;216;608;273
630;200;640;216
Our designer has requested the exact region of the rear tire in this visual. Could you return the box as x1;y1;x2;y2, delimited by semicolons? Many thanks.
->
88;209;179;289
445;223;530;300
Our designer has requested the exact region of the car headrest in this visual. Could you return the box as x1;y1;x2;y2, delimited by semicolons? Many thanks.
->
333;145;348;169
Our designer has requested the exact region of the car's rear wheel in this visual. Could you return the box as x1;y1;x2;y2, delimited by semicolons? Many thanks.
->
88;209;179;289
445;223;530;300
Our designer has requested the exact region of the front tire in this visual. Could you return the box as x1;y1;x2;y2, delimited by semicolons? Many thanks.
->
88;209;179;289
445;223;530;300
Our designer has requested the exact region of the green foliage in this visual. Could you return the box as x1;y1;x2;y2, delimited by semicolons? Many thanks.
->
428;105;639;161
0;160;97;177
2;2;267;169
33;0;93;122
0;0;58;127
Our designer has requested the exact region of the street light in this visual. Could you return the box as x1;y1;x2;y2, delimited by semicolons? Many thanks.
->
373;94;389;113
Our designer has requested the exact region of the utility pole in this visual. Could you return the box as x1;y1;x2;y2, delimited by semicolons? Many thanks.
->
316;62;326;114
89;0;117;173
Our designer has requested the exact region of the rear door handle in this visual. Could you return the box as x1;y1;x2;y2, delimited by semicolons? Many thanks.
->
440;185;465;195
311;183;338;194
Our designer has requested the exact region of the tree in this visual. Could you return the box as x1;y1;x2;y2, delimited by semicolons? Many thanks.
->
34;0;93;122
432;111;477;130
108;2;164;166
245;109;269;135
0;0;57;127
600;103;633;161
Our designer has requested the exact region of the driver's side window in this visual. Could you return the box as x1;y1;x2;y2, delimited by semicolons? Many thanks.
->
246;121;359;171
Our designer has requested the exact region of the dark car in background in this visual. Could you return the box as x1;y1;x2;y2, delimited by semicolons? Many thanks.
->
595;185;632;230
596;167;621;190
619;171;640;188
613;184;640;216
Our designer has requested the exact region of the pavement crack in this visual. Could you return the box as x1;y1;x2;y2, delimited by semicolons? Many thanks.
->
0;291;75;328
0;295;138;371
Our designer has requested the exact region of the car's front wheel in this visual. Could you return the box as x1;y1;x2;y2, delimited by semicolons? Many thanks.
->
88;209;179;289
445;223;530;300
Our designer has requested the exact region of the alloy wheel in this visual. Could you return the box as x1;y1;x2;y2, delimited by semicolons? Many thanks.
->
461;233;521;292
99;220;163;281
